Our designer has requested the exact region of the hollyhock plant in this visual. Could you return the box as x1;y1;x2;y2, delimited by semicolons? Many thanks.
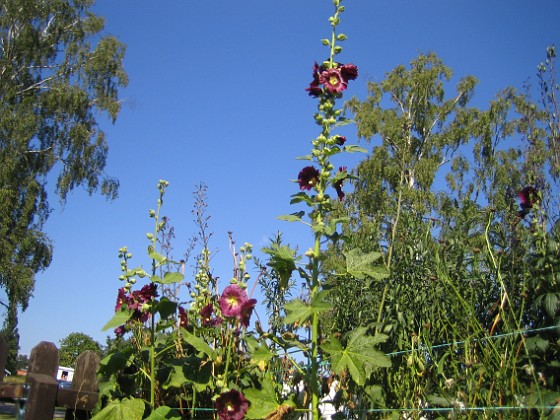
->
298;166;320;190
215;389;249;420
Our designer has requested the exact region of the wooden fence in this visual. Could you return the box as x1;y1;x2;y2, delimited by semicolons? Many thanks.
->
0;335;99;420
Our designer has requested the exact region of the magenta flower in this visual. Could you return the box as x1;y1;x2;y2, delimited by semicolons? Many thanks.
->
298;166;320;191
306;62;358;96
215;389;249;420
219;285;248;318
319;67;347;93
114;325;126;338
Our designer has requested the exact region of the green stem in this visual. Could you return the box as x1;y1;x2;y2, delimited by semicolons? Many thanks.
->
150;312;155;410
310;233;321;420
223;324;234;389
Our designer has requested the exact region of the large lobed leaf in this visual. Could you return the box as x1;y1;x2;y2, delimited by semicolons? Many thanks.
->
321;327;391;386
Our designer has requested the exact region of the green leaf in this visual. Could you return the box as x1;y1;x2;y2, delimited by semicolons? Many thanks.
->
344;248;389;280
91;397;145;420
277;211;305;223
144;406;182;420
150;275;163;283
102;308;132;331
148;245;166;263
156;297;177;319
290;192;315;205
162;271;183;284
343;145;367;153
245;375;295;419
184;331;216;359
321;327;390;386
284;292;332;325
248;339;275;370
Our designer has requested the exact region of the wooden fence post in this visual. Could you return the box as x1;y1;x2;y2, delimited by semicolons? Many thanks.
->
63;350;100;420
24;341;59;420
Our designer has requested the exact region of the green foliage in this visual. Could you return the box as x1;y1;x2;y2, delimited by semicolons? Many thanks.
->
321;47;560;416
59;332;101;367
322;327;390;386
92;397;145;420
0;0;127;368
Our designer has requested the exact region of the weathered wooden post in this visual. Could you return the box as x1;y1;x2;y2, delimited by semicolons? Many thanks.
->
62;350;100;420
24;341;59;420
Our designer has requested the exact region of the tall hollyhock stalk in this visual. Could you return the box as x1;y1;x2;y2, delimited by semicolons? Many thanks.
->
295;0;359;417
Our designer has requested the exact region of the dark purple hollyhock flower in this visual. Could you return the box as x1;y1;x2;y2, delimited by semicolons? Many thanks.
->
340;63;358;81
138;283;158;301
306;80;323;97
298;166;320;191
239;299;257;327
517;186;539;218
114;325;126;338
334;135;347;146
319;67;347;93
219;285;248;318
115;288;128;311
201;303;214;326
215;389;249;420
306;62;324;97
333;166;347;201
178;306;188;329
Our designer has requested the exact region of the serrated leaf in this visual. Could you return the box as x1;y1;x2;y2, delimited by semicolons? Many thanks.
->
321;327;390;386
91;397;145;420
245;375;295;419
102;308;132;331
344;248;389;280
525;336;550;353
284;292;332;324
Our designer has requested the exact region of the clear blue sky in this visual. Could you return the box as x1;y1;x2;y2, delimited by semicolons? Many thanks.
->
10;0;560;354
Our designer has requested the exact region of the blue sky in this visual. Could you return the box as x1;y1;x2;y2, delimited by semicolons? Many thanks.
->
10;0;560;354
